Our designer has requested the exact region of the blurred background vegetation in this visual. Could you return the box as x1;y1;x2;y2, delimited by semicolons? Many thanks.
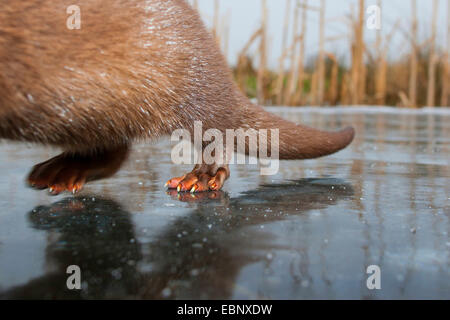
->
190;0;449;108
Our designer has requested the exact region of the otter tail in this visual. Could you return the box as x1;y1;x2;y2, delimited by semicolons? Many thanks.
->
242;104;355;160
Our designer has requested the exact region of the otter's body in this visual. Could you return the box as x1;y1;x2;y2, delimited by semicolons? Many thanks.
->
0;0;354;194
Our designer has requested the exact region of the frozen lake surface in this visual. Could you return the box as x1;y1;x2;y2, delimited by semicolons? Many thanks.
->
0;107;448;299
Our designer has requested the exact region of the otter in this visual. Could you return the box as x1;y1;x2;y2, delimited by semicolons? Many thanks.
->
0;0;354;195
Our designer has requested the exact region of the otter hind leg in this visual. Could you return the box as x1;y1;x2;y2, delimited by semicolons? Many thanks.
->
165;163;230;193
27;145;129;195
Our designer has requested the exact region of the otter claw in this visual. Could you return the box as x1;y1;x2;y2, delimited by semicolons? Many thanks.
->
167;165;229;193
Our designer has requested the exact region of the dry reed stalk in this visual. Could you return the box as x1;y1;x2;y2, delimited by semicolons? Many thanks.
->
375;17;400;106
275;0;292;105
350;0;365;105
441;0;450;106
359;62;366;103
236;28;262;92
293;0;308;106
257;0;268;105
398;91;411;107
310;71;318;105
316;0;326;105
220;10;231;59
341;73;350;105
327;53;339;105
284;1;300;105
374;0;383;105
408;0;418;108
279;32;301;105
375;57;387;105
277;35;303;104
426;0;438;106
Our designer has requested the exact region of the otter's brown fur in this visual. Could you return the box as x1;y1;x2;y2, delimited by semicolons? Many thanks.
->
0;0;354;193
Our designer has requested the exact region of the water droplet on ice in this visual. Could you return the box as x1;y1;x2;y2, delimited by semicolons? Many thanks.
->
161;287;172;298
190;269;200;277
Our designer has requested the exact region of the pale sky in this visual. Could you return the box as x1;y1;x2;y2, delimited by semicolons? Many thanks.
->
191;0;449;69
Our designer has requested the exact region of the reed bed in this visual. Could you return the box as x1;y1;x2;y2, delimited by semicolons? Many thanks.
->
192;0;449;108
